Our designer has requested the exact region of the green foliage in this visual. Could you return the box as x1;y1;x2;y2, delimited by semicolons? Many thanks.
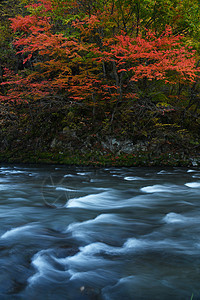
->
0;0;199;166
0;0;23;70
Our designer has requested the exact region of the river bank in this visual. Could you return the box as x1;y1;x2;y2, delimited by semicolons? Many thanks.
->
0;148;199;167
1;105;200;167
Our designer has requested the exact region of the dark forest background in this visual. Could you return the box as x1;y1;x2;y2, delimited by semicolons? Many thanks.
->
0;0;200;166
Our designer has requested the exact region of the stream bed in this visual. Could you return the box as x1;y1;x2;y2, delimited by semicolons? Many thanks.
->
0;165;200;299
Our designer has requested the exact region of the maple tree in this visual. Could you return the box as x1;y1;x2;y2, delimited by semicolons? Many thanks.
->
1;0;198;103
0;0;199;140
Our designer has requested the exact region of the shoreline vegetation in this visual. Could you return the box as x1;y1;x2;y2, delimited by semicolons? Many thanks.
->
0;0;200;167
0;149;199;167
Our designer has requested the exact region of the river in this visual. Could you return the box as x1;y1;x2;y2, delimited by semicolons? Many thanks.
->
0;165;200;299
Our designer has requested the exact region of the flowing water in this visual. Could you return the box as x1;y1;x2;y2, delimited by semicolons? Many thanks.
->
0;165;200;299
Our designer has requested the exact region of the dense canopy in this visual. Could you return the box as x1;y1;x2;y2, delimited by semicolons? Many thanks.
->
0;0;200;165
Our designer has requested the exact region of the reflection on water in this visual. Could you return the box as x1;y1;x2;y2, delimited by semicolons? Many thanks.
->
0;165;200;299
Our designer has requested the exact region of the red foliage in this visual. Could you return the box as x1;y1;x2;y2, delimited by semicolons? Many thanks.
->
1;9;199;107
0;68;53;104
92;26;199;84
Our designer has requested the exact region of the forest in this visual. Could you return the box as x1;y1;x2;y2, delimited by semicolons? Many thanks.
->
0;0;200;166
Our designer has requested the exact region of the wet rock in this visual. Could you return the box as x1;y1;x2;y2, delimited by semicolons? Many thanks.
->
101;137;148;154
62;127;77;137
50;138;62;149
101;137;134;154
190;158;199;166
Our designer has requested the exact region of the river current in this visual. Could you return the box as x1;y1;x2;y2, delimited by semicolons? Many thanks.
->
0;165;200;299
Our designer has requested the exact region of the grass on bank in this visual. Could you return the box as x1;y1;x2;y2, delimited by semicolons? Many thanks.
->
0;149;196;167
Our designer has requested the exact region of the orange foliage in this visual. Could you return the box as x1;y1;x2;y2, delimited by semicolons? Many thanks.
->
0;4;199;106
92;26;199;84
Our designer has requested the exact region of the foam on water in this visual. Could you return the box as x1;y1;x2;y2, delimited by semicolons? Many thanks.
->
185;182;200;188
124;176;145;181
0;178;9;182
68;213;127;228
65;191;148;210
65;191;116;210
63;237;169;261
0;184;14;191
141;184;177;193
56;241;126;268
54;244;116;284
157;170;173;175
64;249;111;268
192;175;200;178
77;172;90;176
56;187;76;192
27;237;200;291
90;187;110;191
187;169;197;173
28;250;69;285
0;170;28;175
90;179;103;182
122;237;196;253
65;213;129;241
55;237;185;280
68;268;117;286
1;166;200;299
28;249;117;288
163;212;188;224
28;250;52;284
1;224;38;239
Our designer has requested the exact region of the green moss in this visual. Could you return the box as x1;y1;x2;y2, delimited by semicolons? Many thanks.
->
0;145;197;168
